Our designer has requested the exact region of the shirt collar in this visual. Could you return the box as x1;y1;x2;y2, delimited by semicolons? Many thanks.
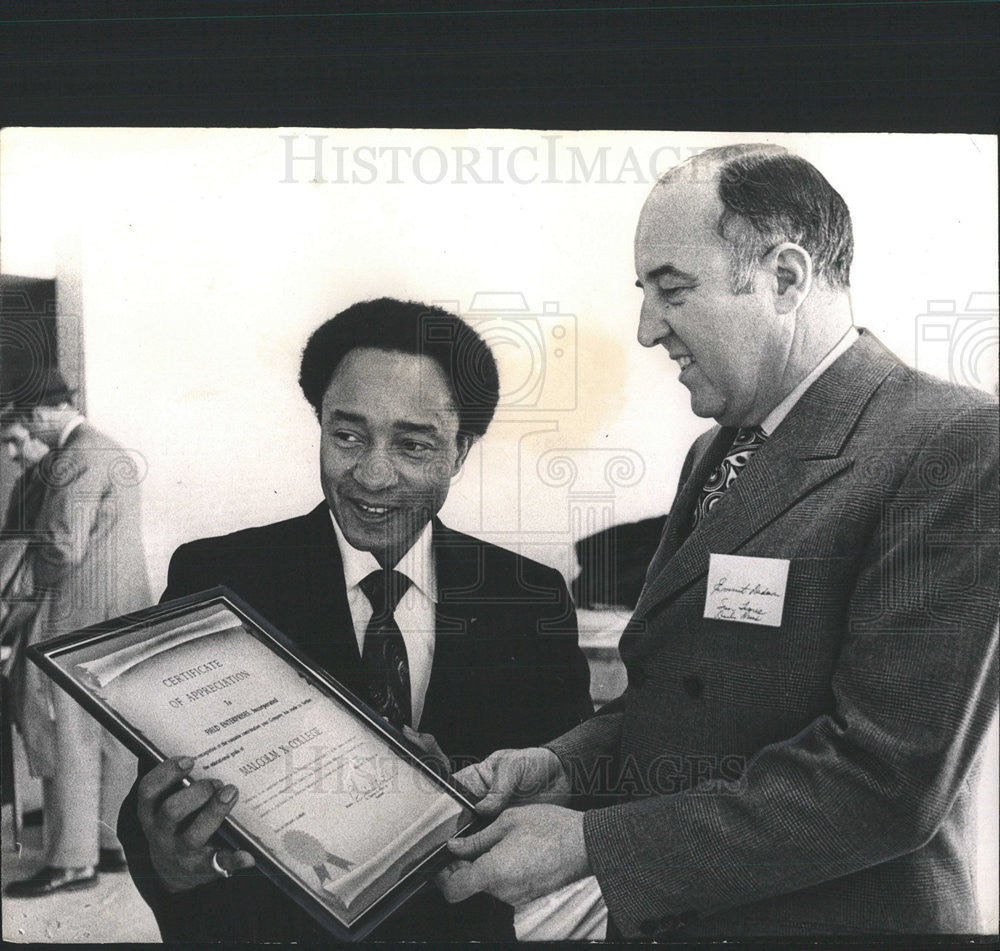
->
759;327;859;436
329;511;438;603
57;415;86;448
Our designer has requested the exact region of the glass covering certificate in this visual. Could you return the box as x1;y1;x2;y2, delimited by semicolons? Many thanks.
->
29;590;476;938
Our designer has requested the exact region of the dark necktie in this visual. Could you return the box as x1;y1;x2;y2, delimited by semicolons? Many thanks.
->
358;569;412;729
691;426;769;531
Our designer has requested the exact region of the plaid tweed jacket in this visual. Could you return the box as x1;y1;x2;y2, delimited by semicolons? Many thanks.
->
549;330;999;938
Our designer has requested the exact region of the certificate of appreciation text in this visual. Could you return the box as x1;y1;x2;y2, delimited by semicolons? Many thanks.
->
31;590;476;937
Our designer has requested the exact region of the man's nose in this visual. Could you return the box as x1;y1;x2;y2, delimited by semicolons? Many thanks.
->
637;300;669;349
352;449;398;490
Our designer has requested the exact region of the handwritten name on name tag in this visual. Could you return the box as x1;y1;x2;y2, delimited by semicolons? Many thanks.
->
704;553;790;627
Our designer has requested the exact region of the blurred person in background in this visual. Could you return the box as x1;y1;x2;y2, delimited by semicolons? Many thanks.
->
1;414;50;832
1;413;49;626
1;370;151;897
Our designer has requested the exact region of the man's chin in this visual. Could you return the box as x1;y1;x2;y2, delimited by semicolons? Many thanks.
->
683;386;729;423
689;399;726;422
336;508;431;561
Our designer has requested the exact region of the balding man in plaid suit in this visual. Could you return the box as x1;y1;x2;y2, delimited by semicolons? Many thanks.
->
437;145;999;939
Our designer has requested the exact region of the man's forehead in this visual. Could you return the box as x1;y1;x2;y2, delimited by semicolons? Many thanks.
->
321;352;458;421
635;180;725;265
326;406;451;431
323;391;456;418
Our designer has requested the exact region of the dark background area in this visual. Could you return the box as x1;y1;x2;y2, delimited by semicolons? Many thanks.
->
0;0;997;131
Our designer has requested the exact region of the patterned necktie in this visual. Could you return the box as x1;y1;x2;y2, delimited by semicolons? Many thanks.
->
358;569;412;729
691;426;769;531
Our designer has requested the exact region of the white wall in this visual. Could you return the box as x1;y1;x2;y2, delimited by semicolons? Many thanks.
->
2;129;997;924
3;129;996;590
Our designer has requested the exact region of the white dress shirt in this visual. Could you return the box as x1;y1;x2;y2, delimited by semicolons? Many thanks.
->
759;327;859;436
329;514;437;729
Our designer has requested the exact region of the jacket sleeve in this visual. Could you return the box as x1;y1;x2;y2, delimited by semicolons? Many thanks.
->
544;435;707;796
30;447;111;590
581;404;1000;937
546;695;625;795
532;570;596;741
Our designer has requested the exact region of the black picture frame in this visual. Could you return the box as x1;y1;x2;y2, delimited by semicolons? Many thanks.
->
27;585;484;942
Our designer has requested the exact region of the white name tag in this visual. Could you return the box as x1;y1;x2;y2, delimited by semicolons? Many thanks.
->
704;553;790;627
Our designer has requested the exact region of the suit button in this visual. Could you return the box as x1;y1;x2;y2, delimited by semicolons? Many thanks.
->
631;667;647;688
682;675;702;698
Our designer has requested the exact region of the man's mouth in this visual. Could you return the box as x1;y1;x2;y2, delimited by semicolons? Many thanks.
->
350;498;393;517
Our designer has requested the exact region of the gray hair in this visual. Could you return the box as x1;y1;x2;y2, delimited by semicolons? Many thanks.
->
659;144;854;293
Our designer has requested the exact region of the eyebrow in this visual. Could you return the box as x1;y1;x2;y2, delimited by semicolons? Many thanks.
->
635;263;699;287
394;421;441;438
329;410;366;425
328;410;441;438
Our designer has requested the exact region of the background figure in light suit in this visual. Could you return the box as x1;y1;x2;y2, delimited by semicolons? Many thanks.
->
438;145;999;938
1;417;49;628
1;371;151;897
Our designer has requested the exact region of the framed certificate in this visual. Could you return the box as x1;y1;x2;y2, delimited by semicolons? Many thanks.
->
27;587;481;942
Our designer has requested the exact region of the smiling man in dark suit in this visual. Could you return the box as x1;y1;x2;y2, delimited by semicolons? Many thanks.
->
116;298;592;942
438;145;999;939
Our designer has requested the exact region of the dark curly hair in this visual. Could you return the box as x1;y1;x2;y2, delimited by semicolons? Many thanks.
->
298;297;500;440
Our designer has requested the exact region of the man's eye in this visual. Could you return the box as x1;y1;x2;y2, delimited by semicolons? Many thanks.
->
659;285;689;299
333;431;363;446
401;441;432;456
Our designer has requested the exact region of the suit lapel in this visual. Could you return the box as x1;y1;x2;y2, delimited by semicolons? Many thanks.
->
634;330;898;623
636;453;851;619
58;421;91;448
637;425;736;603
286;504;361;677
419;521;481;737
294;514;479;736
40;421;91;486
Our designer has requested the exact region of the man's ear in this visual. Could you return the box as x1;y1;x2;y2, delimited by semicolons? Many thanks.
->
453;434;475;475
765;242;812;314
